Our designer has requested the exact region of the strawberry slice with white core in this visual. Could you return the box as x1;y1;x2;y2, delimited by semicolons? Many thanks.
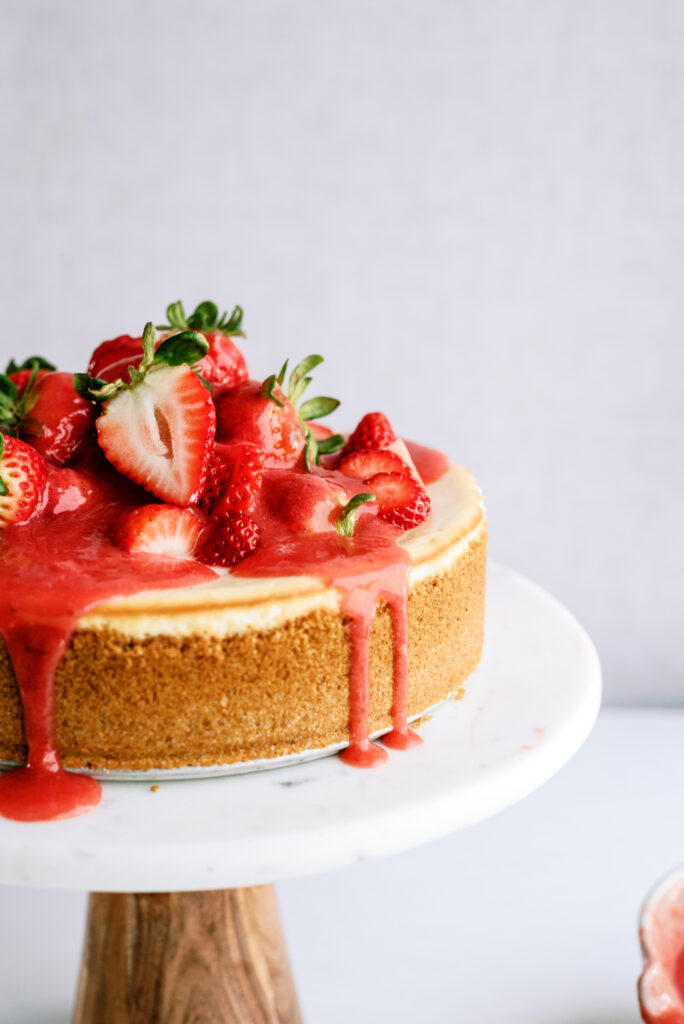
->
365;471;431;531
113;505;204;558
0;435;48;527
96;364;215;506
338;447;410;481
385;438;423;484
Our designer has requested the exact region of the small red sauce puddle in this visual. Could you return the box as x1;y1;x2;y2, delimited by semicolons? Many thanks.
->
0;441;447;820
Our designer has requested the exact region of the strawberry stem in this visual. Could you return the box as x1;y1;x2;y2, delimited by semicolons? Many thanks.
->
336;493;375;537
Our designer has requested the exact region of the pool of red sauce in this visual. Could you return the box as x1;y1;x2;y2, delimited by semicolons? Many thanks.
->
0;440;448;821
640;880;684;1024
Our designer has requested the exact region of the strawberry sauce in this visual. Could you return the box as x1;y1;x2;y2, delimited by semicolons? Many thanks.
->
0;463;214;822
233;472;425;766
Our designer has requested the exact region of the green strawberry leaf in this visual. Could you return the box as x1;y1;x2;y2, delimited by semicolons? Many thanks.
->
316;434;345;455
154;330;209;367
335;493;375;537
5;355;56;375
187;301;218;331
299;396;339;421
72;373;114;402
262;374;284;407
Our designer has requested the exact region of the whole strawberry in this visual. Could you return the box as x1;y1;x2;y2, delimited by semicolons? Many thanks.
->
76;323;216;506
199;511;261;567
19;371;96;466
215;355;343;469
343;412;396;455
215;379;307;467
158;300;249;390
0;435;48;528
200;442;265;517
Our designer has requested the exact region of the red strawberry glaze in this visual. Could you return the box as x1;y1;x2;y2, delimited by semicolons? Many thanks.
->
404;440;450;486
233;467;425;765
0;472;215;822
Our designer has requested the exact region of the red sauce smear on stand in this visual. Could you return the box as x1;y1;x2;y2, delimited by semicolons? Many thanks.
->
0;465;214;822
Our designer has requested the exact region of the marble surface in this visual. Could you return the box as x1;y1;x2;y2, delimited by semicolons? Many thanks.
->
0;564;600;891
1;708;682;1024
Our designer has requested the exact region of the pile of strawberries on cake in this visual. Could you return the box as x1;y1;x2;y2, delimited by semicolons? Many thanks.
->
0;299;431;567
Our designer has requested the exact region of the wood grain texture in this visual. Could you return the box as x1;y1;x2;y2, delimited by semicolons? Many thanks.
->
72;886;303;1024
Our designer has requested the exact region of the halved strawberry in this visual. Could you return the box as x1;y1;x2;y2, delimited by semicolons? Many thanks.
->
96;364;215;506
338;447;409;481
81;324;216;506
343;412;396;455
113;505;204;557
0;435;48;527
19;371;96;467
200;442;264;517
199;511;261;567
364;472;431;531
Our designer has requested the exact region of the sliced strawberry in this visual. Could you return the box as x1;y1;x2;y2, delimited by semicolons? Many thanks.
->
0;436;48;527
343;412;396;455
112;505;204;558
199;511;261;567
19;371;96;466
338;447;410;481
365;472;431;531
200;442;264;517
215;379;306;467
262;472;347;534
96;364;216;506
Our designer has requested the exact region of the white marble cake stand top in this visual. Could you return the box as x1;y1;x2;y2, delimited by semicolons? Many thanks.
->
0;563;601;892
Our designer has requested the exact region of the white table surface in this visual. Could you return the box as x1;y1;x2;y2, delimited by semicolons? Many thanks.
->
0;707;681;1023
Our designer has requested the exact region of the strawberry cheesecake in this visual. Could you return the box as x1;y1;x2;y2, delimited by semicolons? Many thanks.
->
0;300;486;821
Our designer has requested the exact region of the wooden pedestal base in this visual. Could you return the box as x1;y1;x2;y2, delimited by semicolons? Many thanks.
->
72;886;303;1024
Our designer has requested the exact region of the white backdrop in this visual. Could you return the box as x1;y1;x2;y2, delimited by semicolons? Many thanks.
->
1;0;682;704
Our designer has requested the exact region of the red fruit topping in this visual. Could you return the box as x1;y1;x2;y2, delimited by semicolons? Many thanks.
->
200;331;249;389
88;335;145;385
365;472;431;531
344;412;396;455
263;472;348;534
0;436;48;527
338;447;410;481
45;466;97;515
9;368;50;397
215;380;306;467
19;372;96;467
96;364;216;506
112;505;204;558
307;421;335;441
200;442;264;517
199;512;261;567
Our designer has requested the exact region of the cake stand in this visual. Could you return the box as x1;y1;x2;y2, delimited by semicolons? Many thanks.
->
0;563;601;1023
